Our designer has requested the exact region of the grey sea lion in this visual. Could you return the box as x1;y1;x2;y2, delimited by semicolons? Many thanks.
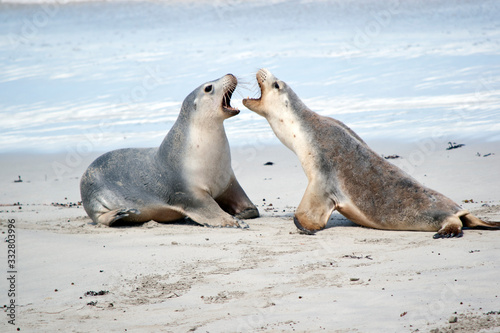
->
243;69;499;238
81;74;259;227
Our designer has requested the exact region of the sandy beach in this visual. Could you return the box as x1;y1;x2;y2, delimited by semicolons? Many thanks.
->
1;139;499;332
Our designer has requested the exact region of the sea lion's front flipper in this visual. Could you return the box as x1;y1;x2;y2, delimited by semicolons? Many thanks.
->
186;192;248;229
294;181;336;234
433;215;463;239
215;177;259;219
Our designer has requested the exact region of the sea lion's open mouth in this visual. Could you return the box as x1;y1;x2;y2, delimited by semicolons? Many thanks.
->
242;70;267;112
245;83;262;103
222;76;240;117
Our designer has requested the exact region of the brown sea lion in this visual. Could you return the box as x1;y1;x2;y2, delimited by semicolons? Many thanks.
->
243;68;499;238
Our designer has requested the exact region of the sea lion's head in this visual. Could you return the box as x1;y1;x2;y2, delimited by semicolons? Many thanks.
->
243;68;302;119
182;74;240;121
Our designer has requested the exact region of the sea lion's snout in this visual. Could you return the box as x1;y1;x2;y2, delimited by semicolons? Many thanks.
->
242;68;274;115
255;68;273;94
256;68;269;84
224;73;238;88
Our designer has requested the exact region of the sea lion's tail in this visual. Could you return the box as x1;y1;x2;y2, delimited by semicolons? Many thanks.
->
460;213;500;230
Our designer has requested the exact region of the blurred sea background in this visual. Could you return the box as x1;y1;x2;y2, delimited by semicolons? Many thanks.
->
1;0;499;154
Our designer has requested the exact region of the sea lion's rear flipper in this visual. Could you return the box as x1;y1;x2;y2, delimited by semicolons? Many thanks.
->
215;177;259;219
98;208;141;226
294;181;336;234
186;192;248;229
460;213;500;230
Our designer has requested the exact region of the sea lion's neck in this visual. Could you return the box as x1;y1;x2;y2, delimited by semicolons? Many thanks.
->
266;111;316;180
161;115;229;155
183;119;231;195
186;120;230;157
157;116;231;194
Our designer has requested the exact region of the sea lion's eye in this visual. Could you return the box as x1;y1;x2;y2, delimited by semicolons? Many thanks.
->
273;82;280;90
204;85;213;93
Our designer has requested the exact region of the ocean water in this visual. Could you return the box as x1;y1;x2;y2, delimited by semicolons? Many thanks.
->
1;0;499;153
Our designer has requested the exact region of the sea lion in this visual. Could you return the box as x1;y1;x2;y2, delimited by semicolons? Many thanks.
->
81;74;259;227
243;69;499;238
